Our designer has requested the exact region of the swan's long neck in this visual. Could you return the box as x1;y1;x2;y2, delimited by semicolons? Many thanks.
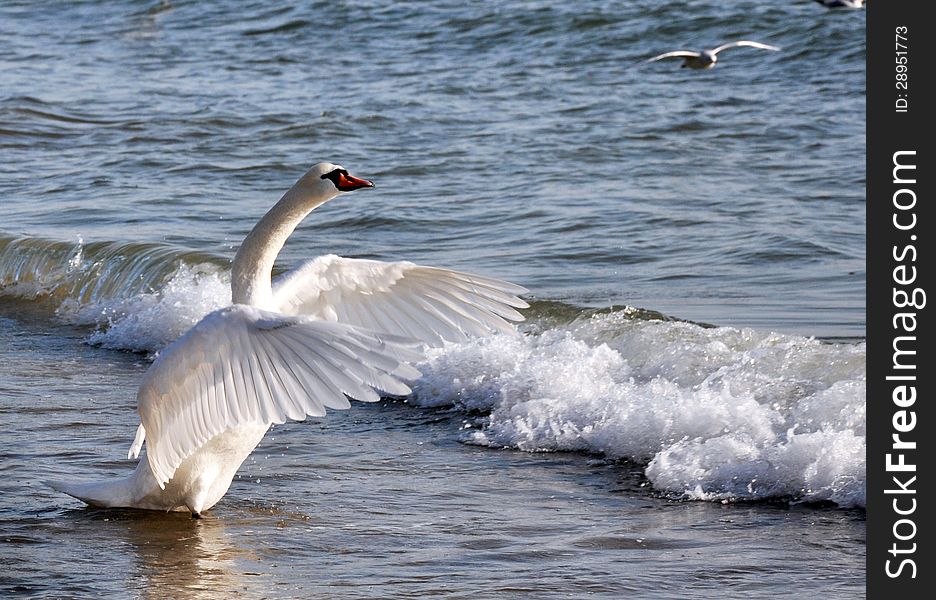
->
231;183;333;308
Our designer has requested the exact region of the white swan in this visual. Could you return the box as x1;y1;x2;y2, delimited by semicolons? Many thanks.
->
646;40;780;70
47;162;528;516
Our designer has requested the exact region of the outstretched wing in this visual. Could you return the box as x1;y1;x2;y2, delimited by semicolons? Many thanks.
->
271;255;529;345
133;304;422;487
711;41;780;55
646;51;700;62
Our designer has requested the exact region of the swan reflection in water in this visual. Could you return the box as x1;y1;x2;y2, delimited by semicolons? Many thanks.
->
69;507;268;599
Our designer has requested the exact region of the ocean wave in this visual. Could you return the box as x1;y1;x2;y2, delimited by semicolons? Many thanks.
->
0;234;230;351
410;315;865;508
0;234;865;507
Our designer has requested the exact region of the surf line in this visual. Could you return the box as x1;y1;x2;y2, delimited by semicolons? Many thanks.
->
885;150;923;580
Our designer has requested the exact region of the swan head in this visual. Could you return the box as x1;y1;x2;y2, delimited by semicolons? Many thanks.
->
297;162;374;201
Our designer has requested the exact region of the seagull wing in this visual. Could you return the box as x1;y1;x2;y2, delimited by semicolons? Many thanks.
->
133;304;422;487
711;41;780;55
270;255;528;346
646;50;701;63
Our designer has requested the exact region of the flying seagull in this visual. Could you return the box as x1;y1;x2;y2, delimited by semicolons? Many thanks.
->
814;0;864;8
646;40;780;69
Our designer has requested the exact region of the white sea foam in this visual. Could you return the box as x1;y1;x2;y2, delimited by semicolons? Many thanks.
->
60;263;230;353
410;313;866;508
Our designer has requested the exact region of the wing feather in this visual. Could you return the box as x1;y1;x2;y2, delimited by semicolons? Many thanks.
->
711;40;780;54
274;332;367;405
646;51;700;62
273;331;343;412
135;305;421;487
254;334;306;421
420;275;527;313
343;296;372;330
337;334;419;390
415;277;525;321
252;342;284;423
409;295;468;336
414;267;529;301
203;362;223;432
381;292;447;341
271;255;527;346
421;287;513;336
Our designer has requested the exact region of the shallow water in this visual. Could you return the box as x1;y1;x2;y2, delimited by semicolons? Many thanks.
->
0;0;865;597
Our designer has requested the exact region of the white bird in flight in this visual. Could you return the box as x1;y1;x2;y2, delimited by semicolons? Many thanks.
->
814;0;864;8
646;40;780;69
48;162;528;516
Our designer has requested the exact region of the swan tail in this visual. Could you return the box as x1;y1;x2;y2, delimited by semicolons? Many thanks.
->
44;478;133;508
128;424;146;459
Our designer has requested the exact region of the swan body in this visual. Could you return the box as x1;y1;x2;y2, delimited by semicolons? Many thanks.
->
48;162;528;515
646;40;780;69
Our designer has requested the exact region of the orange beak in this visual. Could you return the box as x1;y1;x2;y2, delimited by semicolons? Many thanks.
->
336;171;375;191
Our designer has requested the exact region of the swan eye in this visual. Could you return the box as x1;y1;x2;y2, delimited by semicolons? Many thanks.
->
321;168;374;192
320;168;347;186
